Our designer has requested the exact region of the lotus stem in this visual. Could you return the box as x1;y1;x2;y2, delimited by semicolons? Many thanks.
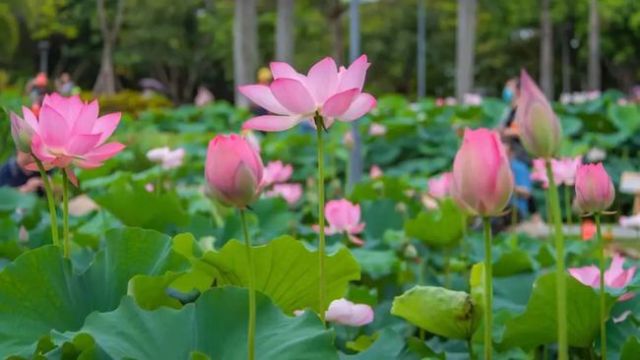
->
62;170;70;258
240;209;256;360
595;213;607;359
314;113;327;324
545;159;568;360
482;217;493;360
33;156;59;248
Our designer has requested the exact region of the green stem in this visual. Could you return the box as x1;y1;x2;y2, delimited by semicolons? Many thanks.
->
444;247;451;288
545;160;568;360
564;185;573;228
62;170;70;258
314;114;327;324
595;213;607;360
482;217;493;360
240;210;256;360
468;338;474;360
33;156;59;247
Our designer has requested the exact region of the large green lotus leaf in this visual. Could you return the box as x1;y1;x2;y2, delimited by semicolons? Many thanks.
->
404;199;465;248
0;227;189;357
92;179;188;231
391;286;479;340
500;272;617;349
53;287;338;360
199;236;360;314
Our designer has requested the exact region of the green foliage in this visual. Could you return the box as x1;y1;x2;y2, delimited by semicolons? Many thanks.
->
52;287;338;359
500;273;618;349
404;199;465;248
199;236;361;314
0;227;189;357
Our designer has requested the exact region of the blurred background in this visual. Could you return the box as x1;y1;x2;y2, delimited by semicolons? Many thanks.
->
0;0;639;105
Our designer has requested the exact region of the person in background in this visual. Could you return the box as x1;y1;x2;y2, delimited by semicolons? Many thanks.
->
506;139;533;220
499;77;530;164
25;72;48;115
56;72;75;96
0;152;43;193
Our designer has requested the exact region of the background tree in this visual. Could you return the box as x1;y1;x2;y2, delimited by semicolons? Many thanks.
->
94;0;126;95
233;0;258;107
276;0;294;62
455;0;477;101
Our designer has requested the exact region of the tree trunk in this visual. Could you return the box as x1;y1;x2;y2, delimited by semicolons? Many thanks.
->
455;0;476;102
276;0;294;63
417;0;427;99
233;0;258;107
93;0;125;95
561;22;571;94
588;0;600;91
327;0;345;65
94;41;116;95
539;0;553;98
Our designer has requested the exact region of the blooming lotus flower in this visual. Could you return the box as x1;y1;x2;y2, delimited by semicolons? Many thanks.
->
451;129;514;216
325;298;374;326
262;161;293;187
554;157;582;186
368;123;387;137
463;93;482;106
314;199;366;245
146;146;185;170
428;172;453;199
569;254;636;301
530;157;582;188
9;110;37;153
265;183;302;206
369;165;383;179
24;93;125;184
574;163;615;214
240;55;376;131
204;134;264;208
515;70;562;158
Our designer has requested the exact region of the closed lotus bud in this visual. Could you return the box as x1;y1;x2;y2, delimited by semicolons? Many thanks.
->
574;163;615;214
10;110;37;153
515;70;562;158
451;128;514;216
205;134;264;208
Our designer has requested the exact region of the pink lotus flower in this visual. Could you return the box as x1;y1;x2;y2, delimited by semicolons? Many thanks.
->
369;165;383;179
265;183;302;206
428;172;453;199
531;157;582;188
574;163;615;214
240;55;376;132
314;199;366;246
262;161;293;187
17;93;125;184
204;134;264;208
324;298;374;326
569;254;636;301
146;146;186;170
515;70;562;158
451;129;514;216
368;123;387;137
